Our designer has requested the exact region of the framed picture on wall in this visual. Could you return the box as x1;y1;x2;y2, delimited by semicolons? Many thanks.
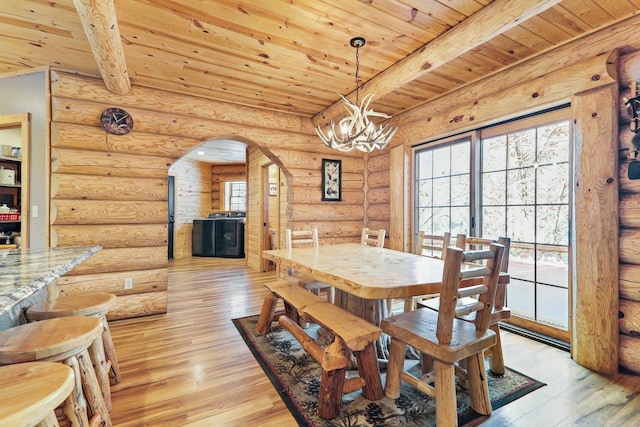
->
321;159;342;201
269;183;278;196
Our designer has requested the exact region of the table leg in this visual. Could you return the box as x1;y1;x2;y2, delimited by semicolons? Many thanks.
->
333;290;391;360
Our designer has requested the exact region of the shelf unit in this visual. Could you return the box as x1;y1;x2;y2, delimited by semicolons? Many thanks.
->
0;155;21;229
0;113;29;248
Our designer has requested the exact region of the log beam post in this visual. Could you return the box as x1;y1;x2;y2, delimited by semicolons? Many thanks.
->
73;0;130;95
572;83;620;374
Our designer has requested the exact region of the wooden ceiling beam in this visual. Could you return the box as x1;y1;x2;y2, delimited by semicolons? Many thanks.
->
312;0;562;126
73;0;130;95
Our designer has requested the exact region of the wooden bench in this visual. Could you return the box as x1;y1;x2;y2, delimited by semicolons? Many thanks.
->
255;279;384;419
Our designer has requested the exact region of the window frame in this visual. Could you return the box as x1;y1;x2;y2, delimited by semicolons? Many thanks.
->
224;180;247;211
410;107;572;341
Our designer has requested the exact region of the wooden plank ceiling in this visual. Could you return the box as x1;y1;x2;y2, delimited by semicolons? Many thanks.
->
0;0;638;122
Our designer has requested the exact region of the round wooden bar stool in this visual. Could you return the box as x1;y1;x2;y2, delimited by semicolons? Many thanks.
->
0;316;112;426
0;362;75;427
26;292;121;386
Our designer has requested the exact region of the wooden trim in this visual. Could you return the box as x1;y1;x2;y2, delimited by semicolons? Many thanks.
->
389;145;408;252
505;316;570;343
571;84;620;374
478;108;570;139
261;163;270;272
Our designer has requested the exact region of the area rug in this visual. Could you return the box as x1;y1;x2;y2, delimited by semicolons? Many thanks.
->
233;315;545;427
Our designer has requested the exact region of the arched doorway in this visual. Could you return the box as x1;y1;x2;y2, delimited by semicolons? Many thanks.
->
167;138;287;269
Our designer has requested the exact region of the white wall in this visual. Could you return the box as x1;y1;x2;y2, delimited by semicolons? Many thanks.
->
0;71;48;248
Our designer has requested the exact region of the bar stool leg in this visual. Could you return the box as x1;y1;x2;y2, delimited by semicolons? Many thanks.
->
78;348;112;427
99;315;121;385
87;335;112;411
63;355;90;427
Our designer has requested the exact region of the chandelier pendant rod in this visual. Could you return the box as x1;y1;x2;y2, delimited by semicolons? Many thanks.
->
314;36;398;153
351;36;365;105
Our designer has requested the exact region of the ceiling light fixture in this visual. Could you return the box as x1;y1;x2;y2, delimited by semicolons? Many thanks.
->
316;37;398;153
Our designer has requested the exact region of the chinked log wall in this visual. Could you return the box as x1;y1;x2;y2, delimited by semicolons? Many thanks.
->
376;12;640;375
49;70;364;319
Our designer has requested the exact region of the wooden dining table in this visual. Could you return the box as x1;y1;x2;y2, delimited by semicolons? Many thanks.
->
263;242;448;299
263;242;452;359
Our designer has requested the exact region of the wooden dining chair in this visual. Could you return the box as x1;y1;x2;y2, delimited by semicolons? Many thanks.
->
382;243;505;427
419;235;512;375
402;231;463;313
284;228;335;303
361;227;386;247
416;231;453;258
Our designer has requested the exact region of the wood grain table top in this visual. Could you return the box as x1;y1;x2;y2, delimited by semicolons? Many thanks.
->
263;243;448;300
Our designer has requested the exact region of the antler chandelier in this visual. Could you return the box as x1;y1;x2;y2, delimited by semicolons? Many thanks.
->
316;37;398;153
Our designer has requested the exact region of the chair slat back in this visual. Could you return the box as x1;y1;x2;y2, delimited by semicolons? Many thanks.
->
416;231;454;259
285;228;319;278
286;228;319;249
457;236;511;310
436;243;505;344
361;228;385;248
458;236;510;272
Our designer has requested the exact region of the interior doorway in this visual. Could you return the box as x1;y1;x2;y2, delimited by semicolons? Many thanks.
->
168;175;175;259
262;163;279;272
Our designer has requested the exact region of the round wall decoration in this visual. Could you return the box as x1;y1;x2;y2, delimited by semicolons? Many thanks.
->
100;107;134;135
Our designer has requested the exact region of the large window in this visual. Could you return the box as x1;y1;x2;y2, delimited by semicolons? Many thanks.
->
413;109;571;338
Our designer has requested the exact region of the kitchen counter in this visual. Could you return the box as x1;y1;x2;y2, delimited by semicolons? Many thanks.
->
0;245;102;330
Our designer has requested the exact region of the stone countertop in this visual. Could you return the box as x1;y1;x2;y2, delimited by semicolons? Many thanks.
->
0;245;102;319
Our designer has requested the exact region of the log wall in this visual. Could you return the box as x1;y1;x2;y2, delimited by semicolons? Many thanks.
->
365;152;390;243
617;50;640;375
48;70;364;319
269;148;365;245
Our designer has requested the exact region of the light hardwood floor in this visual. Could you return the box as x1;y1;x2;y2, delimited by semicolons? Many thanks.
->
108;256;640;426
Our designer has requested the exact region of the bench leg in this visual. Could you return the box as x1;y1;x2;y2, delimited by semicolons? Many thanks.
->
354;342;384;400
318;365;347;419
256;292;279;335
